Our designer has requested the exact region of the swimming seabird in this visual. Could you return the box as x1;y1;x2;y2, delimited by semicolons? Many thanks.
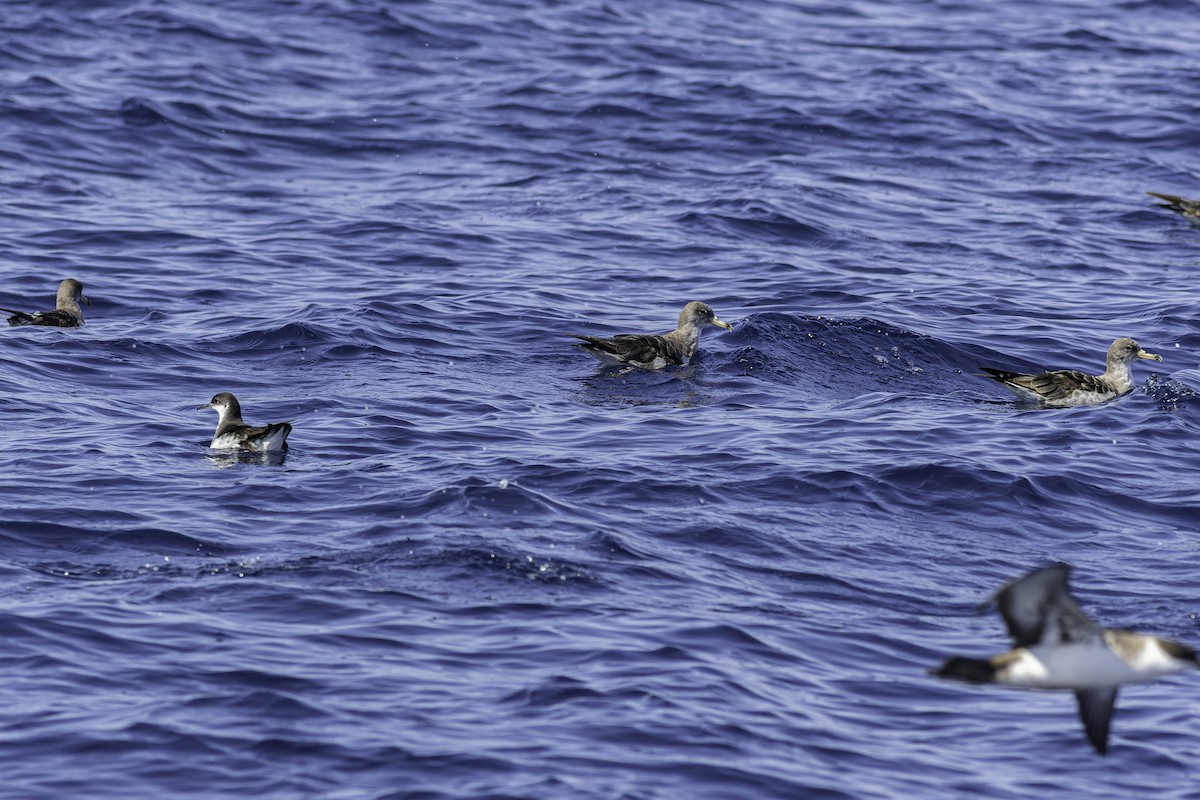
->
933;563;1198;755
571;301;734;369
197;392;292;452
3;278;90;327
1146;191;1200;222
980;338;1161;407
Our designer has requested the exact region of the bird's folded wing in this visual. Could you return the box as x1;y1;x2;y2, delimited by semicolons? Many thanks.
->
572;333;680;365
999;369;1108;402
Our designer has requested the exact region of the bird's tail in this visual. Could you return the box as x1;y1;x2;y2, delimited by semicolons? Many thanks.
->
251;422;292;452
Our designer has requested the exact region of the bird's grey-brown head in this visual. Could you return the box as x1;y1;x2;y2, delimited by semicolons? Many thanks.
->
57;278;89;307
1107;337;1161;365
678;301;733;332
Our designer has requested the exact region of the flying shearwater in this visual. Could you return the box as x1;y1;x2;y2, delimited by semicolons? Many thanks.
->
571;301;734;369
1146;191;1200;223
980;338;1161;407
4;278;90;327
197;392;292;452
933;563;1198;754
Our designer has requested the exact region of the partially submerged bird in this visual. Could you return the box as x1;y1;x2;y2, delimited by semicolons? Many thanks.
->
197;392;292;452
571;301;734;369
1146;191;1200;223
4;278;90;327
933;563;1198;755
980;337;1161;407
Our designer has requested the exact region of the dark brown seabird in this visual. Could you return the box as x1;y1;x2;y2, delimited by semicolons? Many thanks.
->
933;563;1199;755
4;278;90;327
571;301;734;370
197;392;292;452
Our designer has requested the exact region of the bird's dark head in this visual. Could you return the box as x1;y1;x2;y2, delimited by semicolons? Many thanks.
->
58;278;89;308
197;392;240;416
930;656;998;684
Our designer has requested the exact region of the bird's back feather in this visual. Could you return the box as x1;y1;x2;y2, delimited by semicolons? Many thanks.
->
981;367;1115;403
571;333;684;368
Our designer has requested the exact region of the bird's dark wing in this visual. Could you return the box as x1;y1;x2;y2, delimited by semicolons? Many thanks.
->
571;333;683;366
6;309;81;328
239;422;292;451
980;367;1111;402
35;310;82;327
1075;687;1118;755
229;419;292;450
995;563;1099;647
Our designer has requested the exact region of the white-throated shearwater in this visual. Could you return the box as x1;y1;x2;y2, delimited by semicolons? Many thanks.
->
571;301;734;369
1147;191;1200;223
197;392;292;452
933;563;1198;754
980;338;1161;407
3;278;90;327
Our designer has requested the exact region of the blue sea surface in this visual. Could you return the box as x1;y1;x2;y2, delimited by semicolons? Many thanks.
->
2;0;1200;797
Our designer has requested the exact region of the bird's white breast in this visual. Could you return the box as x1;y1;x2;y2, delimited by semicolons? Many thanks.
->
999;642;1177;688
209;433;244;450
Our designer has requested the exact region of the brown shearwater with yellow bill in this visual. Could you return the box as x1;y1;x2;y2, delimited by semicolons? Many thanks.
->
571;301;733;370
980;337;1161;407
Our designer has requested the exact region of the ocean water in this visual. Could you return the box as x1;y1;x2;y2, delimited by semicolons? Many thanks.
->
2;0;1200;797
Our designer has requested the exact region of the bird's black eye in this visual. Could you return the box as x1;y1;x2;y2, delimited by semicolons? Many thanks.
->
1125;345;1134;352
